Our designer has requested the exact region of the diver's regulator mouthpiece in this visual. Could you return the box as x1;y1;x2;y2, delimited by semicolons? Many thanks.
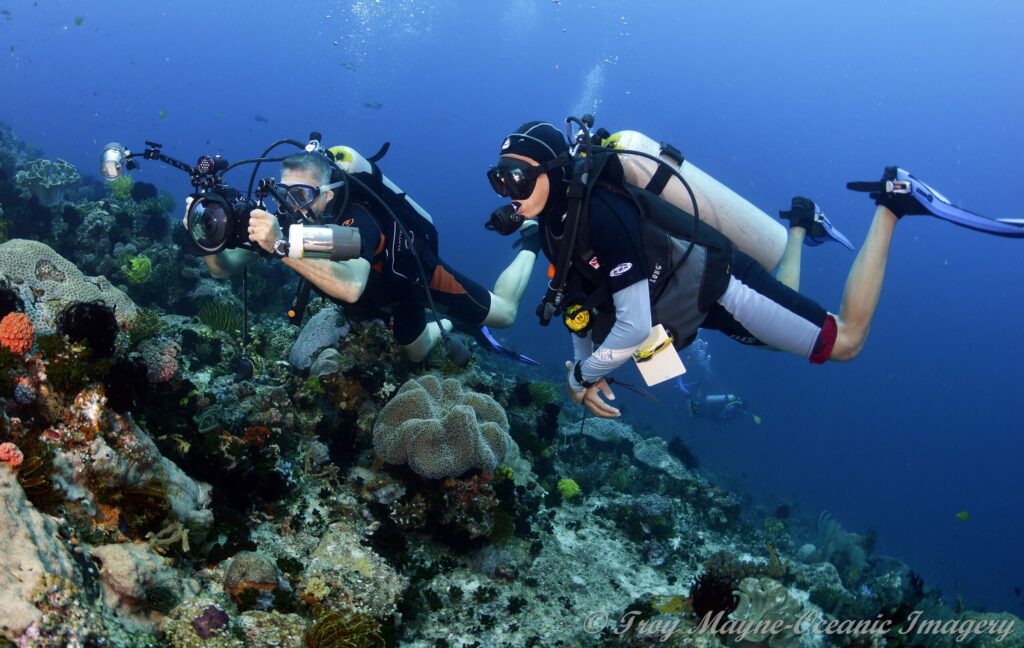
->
484;203;524;235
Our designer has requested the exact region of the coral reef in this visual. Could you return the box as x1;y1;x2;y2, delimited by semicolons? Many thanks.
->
305;609;385;648
109;174;134;202
14;158;80;207
731;576;805;648
223;551;279;602
0;239;137;334
0;121;1017;647
122;253;153;284
0;311;33;355
0;465;80;638
373;374;515;479
288;305;349;370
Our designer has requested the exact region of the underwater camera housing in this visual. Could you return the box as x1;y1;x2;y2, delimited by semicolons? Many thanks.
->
183;185;258;255
100;142;361;260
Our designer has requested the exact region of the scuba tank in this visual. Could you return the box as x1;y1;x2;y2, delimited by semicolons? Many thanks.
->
603;131;787;271
328;144;440;283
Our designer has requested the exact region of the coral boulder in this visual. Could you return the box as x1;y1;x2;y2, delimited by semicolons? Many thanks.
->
0;239;137;335
373;375;514;479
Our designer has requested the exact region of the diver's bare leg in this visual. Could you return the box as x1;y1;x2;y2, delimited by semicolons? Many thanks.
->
484;248;537;327
776;226;806;291
830;205;899;361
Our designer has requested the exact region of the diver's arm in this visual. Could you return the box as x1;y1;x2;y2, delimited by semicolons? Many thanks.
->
246;208;371;303
203;249;259;279
281;257;371;304
571;332;594;362
574;280;652;385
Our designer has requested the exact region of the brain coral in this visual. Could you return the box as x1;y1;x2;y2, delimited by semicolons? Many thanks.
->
373;375;514;479
0;312;33;356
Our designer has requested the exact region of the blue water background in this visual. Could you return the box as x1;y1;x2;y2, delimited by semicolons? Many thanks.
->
2;0;1022;613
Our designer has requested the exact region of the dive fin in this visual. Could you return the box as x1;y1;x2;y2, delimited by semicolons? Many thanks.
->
460;325;541;366
849;167;1024;238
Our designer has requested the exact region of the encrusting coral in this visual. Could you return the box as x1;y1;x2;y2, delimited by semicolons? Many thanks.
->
372;374;514;479
223;551;279;602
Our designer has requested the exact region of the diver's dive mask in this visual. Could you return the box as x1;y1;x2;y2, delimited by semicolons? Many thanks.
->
486;159;546;200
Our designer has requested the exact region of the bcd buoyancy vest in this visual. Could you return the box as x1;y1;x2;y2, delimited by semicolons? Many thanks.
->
328;145;439;286
544;152;734;349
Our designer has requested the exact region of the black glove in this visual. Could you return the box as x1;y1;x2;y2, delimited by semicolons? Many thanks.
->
847;166;930;218
779;196;818;229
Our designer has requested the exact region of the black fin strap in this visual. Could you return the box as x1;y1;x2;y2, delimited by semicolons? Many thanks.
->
368;141;390;163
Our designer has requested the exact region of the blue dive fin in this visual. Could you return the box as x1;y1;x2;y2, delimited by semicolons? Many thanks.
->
473;326;541;366
849;168;1024;238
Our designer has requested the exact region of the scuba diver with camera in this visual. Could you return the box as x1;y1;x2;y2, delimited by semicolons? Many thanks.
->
486;117;1024;419
101;133;541;369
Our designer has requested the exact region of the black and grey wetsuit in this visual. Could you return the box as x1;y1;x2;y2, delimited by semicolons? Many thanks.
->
329;202;493;344
565;186;837;385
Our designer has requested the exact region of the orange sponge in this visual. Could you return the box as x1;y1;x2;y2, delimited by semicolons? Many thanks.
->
0;312;34;356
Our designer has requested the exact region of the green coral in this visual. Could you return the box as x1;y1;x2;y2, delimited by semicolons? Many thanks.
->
304;610;385;648
109;173;134;201
494;466;514;483
127;308;163;348
557;477;581;500
122;254;152;284
527;381;560;406
196;299;243;334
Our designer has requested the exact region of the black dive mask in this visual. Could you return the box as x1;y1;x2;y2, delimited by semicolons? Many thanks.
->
484;203;524;236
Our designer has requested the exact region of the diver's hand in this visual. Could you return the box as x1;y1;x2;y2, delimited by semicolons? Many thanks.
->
248;209;284;254
565;360;620;418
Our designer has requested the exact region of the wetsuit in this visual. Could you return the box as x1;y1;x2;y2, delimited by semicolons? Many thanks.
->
334;202;492;344
568;186;838;386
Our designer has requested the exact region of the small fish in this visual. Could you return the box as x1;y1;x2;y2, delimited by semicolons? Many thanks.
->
341;61;357;71
363;101;383;111
214;112;222;120
254;114;268;123
158;110;168;121
8;46;13;55
752;414;762;425
73;15;83;26
955;510;969;522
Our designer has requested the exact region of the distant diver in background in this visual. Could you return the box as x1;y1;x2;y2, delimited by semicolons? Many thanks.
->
204;150;539;365
486;120;1024;418
679;379;760;424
